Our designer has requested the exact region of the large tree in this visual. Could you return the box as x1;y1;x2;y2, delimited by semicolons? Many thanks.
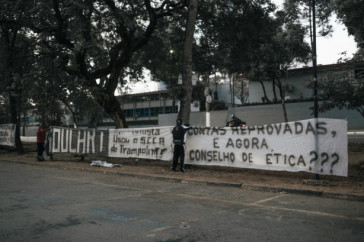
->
284;0;364;119
318;59;364;118
27;0;186;128
188;0;290;110
0;0;37;153
272;20;311;122
315;0;364;119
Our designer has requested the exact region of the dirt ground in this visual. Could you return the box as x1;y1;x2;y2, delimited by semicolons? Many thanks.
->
1;143;363;197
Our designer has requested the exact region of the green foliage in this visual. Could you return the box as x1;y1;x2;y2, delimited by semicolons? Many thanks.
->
318;60;364;118
210;100;227;111
0;0;190;128
1;0;362;128
27;0;187;128
197;0;276;74
335;0;364;49
283;0;334;37
141;24;185;88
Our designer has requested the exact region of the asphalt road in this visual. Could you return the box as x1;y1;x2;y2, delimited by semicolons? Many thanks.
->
0;162;363;242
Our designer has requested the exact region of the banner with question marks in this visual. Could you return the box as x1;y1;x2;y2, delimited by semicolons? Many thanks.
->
185;118;348;177
49;119;348;176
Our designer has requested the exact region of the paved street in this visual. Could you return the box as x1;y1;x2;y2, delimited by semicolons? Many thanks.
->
0;162;363;241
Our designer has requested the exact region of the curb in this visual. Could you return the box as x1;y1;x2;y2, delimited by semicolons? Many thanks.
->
1;158;364;202
242;184;364;201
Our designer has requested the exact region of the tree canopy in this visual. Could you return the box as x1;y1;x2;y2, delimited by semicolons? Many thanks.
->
1;0;363;149
27;0;187;128
318;60;364;118
335;0;364;50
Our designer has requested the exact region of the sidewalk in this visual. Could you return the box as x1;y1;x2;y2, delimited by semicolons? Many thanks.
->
0;150;363;201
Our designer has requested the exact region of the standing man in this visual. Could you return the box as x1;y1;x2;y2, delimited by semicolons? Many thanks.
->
171;118;191;172
36;125;51;161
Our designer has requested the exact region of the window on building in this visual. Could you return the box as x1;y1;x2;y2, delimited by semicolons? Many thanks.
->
140;108;150;117
150;107;160;116
122;105;178;118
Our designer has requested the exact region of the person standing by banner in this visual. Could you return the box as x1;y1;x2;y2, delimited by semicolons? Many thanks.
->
36;125;51;161
171;119;191;172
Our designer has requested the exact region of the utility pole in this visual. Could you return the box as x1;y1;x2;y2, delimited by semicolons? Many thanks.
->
312;0;320;180
312;0;318;119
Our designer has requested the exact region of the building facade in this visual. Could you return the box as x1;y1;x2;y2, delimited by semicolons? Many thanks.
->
245;63;353;104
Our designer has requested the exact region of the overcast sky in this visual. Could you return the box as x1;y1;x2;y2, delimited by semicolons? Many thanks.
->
273;0;358;65
312;17;357;65
123;1;358;94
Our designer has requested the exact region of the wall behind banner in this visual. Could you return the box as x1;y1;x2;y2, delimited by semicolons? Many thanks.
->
159;102;363;129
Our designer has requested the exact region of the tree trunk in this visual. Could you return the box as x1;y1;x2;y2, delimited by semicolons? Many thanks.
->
259;80;270;103
88;114;99;129
240;79;244;104
9;92;24;153
277;72;288;122
232;73;235;107
356;107;364;118
179;0;198;124
272;79;278;102
172;96;176;113
214;72;218;100
281;97;288;122
94;92;127;128
258;70;270;102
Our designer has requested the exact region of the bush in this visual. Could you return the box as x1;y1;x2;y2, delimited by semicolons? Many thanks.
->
210;100;227;110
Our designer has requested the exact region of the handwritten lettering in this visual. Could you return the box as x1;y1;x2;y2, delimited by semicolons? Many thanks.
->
51;128;106;154
190;150;235;162
225;138;268;149
132;129;160;136
48;118;347;176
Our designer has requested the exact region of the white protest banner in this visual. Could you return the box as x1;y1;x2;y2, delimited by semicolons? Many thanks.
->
0;124;16;147
108;127;173;160
50;127;108;156
48;119;348;176
185;118;348;177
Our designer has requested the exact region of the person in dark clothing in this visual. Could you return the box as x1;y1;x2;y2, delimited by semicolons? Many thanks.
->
36;125;51;161
171;119;191;172
230;114;243;126
226;114;246;127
